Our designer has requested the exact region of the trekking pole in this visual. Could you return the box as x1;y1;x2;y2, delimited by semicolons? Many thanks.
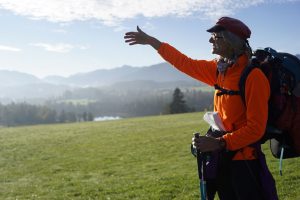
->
194;133;207;200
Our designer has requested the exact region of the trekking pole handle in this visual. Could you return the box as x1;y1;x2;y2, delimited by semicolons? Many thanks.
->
194;132;202;178
194;132;200;156
194;132;200;155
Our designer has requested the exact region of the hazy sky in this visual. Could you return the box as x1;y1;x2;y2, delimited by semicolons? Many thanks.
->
0;0;299;78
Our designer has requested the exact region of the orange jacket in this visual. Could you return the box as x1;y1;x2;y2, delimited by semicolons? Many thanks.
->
158;43;270;160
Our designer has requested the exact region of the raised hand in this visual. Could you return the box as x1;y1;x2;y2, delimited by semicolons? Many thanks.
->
124;26;149;45
124;26;161;50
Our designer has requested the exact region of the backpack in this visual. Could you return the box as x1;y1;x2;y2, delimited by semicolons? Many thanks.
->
215;47;300;160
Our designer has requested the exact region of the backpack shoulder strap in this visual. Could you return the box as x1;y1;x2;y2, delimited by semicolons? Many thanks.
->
215;67;240;97
215;59;259;100
238;59;258;105
214;84;240;96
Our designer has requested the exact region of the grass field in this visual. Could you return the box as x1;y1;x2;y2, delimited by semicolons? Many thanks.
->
0;112;299;200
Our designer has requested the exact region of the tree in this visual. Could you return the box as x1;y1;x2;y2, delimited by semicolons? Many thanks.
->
87;112;94;121
169;88;189;114
82;111;87;121
58;110;66;123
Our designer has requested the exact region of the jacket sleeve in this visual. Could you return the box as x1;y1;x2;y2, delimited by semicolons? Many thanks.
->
222;68;270;150
157;42;217;86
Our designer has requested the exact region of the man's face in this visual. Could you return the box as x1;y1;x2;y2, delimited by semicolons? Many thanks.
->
209;33;231;57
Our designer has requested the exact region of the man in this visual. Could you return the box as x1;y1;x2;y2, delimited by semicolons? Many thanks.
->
124;17;277;200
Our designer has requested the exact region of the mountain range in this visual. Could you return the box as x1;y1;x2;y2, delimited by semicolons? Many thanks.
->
1;53;299;101
43;63;196;86
0;62;202;100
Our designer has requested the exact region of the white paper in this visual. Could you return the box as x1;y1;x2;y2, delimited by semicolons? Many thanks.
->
203;112;226;132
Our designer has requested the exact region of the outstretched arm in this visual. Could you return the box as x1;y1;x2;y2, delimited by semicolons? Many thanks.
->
124;26;161;50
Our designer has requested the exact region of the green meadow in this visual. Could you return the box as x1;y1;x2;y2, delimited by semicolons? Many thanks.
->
0;112;299;200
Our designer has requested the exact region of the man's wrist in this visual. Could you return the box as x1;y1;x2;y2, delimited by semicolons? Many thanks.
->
147;37;161;50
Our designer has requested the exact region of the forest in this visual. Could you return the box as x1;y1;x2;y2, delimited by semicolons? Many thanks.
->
0;87;214;127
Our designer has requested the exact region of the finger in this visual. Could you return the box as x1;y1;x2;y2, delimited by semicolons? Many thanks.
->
137;26;144;34
192;138;198;144
193;137;201;142
124;35;136;39
128;42;139;45
124;39;136;43
125;32;138;36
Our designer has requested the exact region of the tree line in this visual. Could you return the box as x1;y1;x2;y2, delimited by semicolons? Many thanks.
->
0;87;213;127
0;103;94;127
54;87;214;116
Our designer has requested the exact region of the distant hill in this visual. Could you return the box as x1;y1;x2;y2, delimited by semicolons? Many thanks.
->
43;63;196;86
0;83;71;99
41;55;300;87
0;63;202;100
0;70;40;86
1;55;299;101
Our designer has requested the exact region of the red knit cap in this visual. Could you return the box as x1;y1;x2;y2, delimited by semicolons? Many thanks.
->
207;17;251;40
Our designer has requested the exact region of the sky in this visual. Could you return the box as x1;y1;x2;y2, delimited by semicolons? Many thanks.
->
0;0;299;78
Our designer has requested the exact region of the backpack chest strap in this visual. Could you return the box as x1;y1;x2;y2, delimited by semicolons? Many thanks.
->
214;84;241;96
